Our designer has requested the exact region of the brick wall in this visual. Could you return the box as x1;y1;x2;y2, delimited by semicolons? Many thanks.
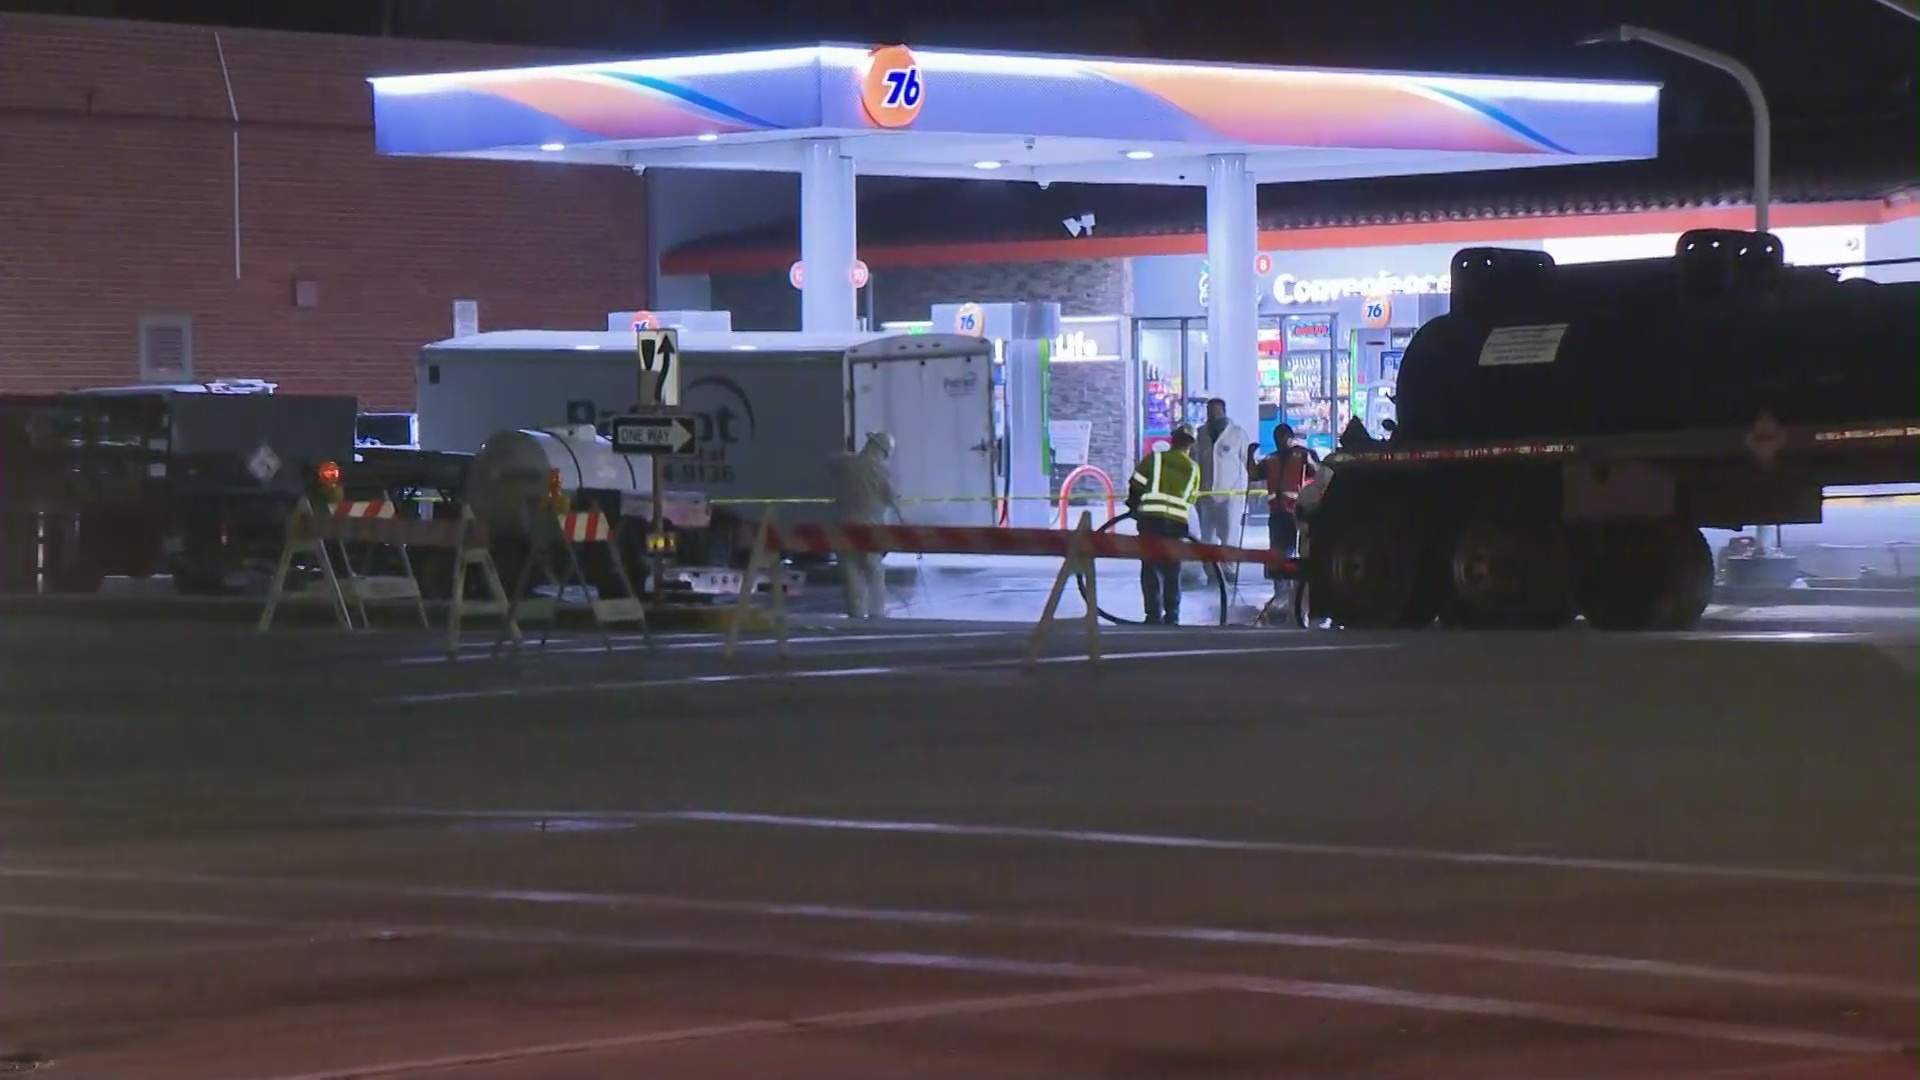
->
709;258;1133;492
1048;360;1132;499
0;14;646;408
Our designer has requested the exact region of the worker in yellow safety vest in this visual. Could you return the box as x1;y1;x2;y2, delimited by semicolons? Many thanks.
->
1126;423;1201;625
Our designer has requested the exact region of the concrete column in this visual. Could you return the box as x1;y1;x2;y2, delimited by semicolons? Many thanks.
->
799;138;858;333
1204;153;1260;440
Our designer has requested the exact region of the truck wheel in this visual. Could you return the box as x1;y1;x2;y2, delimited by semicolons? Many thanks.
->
1316;514;1429;629
1440;514;1572;629
1575;522;1702;632
1652;527;1713;630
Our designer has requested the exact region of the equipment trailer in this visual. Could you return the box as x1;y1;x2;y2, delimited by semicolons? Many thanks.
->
1300;229;1920;632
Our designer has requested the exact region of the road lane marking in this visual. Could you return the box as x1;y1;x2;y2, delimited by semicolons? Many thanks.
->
395;628;1020;665
11;891;1904;1060
3;866;1912;1002
1218;972;1902;1054
236;980;1209;1080
8;900;1902;1063
377;642;1392;705
388;807;1920;889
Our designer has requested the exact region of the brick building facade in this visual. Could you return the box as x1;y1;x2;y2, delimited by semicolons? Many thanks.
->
0;13;647;408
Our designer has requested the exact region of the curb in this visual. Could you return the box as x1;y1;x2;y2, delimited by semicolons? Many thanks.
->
1711;585;1917;610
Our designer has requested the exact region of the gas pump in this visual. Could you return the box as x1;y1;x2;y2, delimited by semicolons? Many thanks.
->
927;301;1058;527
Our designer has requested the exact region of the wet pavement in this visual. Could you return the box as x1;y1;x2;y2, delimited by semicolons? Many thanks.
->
0;603;1913;1078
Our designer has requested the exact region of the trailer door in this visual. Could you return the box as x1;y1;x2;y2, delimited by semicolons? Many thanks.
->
849;334;996;528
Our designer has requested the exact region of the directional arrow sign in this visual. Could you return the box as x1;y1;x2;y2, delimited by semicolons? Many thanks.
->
609;414;698;456
635;328;680;408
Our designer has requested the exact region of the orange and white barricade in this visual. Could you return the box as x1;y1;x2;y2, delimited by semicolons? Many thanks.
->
330;500;430;629
259;497;519;657
497;508;651;654
723;511;1294;668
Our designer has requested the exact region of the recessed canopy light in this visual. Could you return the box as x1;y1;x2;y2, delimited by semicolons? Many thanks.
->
572;344;600;350
696;133;719;142
731;344;758;351
1124;149;1154;160
540;142;567;152
972;159;1003;170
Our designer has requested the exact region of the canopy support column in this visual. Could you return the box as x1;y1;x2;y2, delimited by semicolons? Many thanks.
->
1204;154;1260;442
799;138;858;333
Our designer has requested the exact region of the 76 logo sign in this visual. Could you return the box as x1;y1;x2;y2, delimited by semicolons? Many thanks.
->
861;46;925;128
880;66;922;108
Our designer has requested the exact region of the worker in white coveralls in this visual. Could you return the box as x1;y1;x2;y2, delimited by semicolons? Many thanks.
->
828;432;905;619
1192;396;1254;582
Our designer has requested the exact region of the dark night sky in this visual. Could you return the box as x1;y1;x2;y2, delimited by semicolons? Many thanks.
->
5;0;1916;133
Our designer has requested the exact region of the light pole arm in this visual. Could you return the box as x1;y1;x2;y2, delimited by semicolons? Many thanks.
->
1864;0;1920;19
1584;25;1772;234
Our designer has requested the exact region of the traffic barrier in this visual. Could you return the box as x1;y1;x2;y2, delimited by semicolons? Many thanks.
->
329;500;431;629
1056;465;1117;529
496;508;652;654
722;512;1296;668
259;497;520;656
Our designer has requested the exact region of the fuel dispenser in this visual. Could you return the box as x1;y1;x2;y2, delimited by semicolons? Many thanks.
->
927;301;1058;528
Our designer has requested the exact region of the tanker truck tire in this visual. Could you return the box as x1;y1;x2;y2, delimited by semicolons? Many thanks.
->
1438;509;1574;630
1574;521;1709;632
1652;526;1713;631
1313;512;1434;630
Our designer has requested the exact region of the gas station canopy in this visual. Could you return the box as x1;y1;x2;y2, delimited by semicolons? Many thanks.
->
370;43;1659;185
371;44;1659;438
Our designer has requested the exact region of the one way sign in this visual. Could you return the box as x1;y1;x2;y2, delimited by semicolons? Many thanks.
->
635;326;680;407
609;414;699;456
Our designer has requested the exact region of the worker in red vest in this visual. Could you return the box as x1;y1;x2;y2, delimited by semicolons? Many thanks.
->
1257;423;1320;569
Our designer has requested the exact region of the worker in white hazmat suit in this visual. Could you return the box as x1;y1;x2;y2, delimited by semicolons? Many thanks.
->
827;432;904;619
1192;397;1253;582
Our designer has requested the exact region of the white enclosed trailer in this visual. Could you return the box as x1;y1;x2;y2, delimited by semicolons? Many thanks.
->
416;329;1010;528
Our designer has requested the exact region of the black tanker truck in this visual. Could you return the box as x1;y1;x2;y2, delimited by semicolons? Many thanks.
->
1300;228;1920;632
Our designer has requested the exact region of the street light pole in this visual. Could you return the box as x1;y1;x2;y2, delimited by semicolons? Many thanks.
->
1578;26;1772;234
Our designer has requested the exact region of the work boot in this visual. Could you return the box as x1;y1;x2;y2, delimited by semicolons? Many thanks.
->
1143;613;1163;625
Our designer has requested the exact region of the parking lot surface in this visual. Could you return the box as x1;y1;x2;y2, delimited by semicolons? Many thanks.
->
0;605;1913;1078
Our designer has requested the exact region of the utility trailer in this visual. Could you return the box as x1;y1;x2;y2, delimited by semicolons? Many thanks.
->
1300;229;1920;631
415;329;1003;587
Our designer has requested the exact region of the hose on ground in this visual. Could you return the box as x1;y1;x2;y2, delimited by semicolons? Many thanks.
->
1074;510;1229;627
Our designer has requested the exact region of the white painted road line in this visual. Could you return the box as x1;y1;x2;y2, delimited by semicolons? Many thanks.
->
377;642;1393;705
235;980;1210;1080
4;900;1902;1061
395;628;1020;665
2;868;1911;1001
389;806;1920;890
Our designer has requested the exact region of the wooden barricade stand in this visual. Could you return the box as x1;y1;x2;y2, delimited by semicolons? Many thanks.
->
723;510;793;663
331;500;430;629
496;509;652;655
1022;511;1102;671
260;498;519;658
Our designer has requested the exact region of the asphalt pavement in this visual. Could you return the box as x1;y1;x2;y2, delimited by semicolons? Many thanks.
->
0;601;1913;1079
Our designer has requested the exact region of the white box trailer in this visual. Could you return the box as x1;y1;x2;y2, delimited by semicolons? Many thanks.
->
416;329;1006;529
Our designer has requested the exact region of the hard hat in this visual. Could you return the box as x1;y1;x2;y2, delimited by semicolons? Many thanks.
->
863;431;895;457
1170;422;1196;441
